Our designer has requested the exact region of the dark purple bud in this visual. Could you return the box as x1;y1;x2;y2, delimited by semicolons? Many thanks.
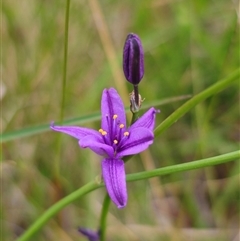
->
78;227;100;241
123;33;144;85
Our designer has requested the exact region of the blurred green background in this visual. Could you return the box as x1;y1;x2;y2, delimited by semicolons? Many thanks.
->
2;0;239;240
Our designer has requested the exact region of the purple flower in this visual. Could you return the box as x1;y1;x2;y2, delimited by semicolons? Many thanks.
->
123;33;144;85
51;88;158;208
78;227;99;241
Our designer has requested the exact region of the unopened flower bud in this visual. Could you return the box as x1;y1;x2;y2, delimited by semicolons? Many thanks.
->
123;33;144;85
78;227;100;241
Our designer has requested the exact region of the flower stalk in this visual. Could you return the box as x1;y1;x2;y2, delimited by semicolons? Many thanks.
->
99;194;111;241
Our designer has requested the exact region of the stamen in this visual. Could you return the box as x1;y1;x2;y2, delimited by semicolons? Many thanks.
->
99;129;107;136
113;114;118;119
113;140;118;144
124;131;129;136
102;131;107;136
119;124;124;128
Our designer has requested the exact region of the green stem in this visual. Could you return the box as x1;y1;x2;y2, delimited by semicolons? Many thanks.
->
16;151;239;241
60;0;71;123
99;194;111;241
127;151;240;182
54;0;71;181
154;68;240;137
130;112;139;125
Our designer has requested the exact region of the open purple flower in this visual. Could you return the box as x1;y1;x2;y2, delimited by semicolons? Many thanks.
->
51;88;158;208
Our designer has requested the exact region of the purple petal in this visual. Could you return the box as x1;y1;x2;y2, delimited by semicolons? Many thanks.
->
117;127;154;157
80;136;114;158
50;122;99;140
130;107;159;131
101;88;126;135
102;158;127;208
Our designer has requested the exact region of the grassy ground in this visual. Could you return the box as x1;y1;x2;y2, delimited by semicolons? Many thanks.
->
2;0;239;240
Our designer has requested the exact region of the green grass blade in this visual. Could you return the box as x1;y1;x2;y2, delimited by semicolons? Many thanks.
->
154;68;240;137
1;112;101;143
1;95;190;142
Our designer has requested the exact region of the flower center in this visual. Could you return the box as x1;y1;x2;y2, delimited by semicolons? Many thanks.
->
98;114;129;152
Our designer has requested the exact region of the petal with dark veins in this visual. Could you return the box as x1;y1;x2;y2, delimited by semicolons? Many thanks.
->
102;158;127;208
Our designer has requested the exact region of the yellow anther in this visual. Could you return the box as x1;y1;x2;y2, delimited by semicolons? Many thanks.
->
113;140;118;144
124;131;129;136
99;129;107;135
119;124;124;128
101;131;107;136
113;114;118;119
